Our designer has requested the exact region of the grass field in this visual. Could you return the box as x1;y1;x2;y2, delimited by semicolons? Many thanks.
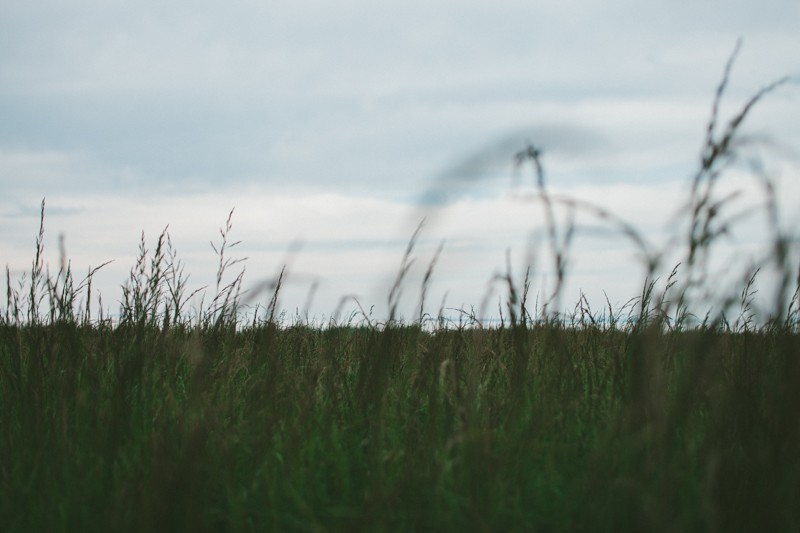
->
2;49;799;532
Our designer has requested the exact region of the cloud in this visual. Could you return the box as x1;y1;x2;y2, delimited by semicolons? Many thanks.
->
3;0;797;195
3;153;798;320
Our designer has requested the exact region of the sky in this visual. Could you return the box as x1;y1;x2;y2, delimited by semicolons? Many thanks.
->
2;0;799;324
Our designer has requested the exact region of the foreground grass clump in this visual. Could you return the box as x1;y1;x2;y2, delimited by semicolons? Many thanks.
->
2;313;800;532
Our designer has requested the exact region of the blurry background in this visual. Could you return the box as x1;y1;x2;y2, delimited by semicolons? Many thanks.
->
1;0;798;321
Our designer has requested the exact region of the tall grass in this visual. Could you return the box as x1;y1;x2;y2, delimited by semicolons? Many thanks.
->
1;45;799;532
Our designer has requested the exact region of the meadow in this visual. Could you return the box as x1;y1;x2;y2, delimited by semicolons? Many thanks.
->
2;49;799;532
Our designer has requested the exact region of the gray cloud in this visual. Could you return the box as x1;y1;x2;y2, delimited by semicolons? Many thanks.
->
1;0;798;203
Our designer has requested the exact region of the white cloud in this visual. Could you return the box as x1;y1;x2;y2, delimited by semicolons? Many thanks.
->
2;0;798;322
3;159;798;321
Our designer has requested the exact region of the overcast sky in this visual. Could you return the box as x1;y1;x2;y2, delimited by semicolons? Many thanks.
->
2;0;799;322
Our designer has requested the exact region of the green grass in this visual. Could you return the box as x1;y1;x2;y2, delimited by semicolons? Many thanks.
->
1;44;799;532
2;313;799;531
